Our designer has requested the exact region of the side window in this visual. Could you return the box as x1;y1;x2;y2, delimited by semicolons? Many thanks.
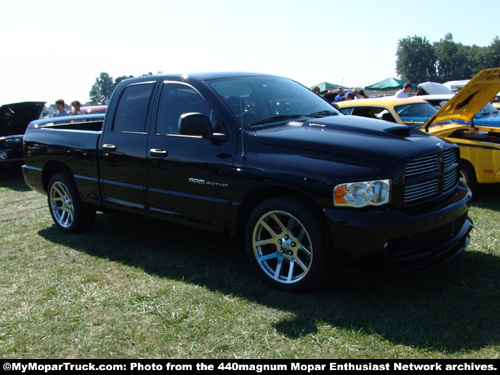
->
351;107;378;119
350;107;397;122
113;82;154;133
156;82;211;135
340;108;353;115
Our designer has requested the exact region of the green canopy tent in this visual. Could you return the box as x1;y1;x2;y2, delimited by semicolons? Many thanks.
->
364;77;407;91
310;81;342;94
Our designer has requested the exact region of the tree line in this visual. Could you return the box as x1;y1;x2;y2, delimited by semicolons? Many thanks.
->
396;33;500;84
88;34;500;104
88;72;160;105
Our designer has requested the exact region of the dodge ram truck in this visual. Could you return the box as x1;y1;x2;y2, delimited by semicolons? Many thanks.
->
22;72;473;291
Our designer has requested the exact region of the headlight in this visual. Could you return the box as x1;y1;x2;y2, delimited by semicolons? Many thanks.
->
0;151;8;160
5;137;22;144
334;179;391;207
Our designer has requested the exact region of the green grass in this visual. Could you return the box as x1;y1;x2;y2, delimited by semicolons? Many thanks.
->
1;169;499;359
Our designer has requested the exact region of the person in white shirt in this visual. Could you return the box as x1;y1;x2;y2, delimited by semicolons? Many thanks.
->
71;100;85;115
395;82;412;98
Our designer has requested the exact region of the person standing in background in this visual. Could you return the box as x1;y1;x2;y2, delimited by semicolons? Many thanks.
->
53;99;68;118
395;82;412;98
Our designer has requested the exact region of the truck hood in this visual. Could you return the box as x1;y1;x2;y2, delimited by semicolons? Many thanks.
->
253;115;443;165
425;68;500;128
0;101;46;137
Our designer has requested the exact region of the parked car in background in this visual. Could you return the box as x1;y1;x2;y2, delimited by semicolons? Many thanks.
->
493;93;500;110
338;68;500;191
337;96;438;126
419;94;500;128
0;101;45;169
417;82;454;95
443;79;470;92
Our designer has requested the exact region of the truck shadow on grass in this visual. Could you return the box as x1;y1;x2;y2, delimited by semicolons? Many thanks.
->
38;195;500;355
470;184;500;211
0;168;32;192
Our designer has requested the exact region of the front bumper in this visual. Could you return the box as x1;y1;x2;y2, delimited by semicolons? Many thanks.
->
0;144;24;169
0;156;24;169
324;183;473;275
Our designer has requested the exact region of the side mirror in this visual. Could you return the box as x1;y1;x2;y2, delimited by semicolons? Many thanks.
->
178;113;213;136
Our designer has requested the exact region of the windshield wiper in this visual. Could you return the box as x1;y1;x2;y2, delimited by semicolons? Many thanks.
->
247;110;340;128
307;110;339;118
248;114;305;127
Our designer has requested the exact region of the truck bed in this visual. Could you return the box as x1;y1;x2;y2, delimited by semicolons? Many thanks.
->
22;115;105;200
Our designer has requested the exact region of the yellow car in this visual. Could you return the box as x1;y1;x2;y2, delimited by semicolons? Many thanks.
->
337;68;500;191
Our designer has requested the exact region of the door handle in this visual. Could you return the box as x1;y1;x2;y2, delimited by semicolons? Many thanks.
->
102;144;116;151
149;148;168;157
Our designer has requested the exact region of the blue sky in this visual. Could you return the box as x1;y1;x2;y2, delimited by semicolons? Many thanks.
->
1;0;498;104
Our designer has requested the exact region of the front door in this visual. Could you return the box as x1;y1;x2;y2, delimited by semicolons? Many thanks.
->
146;81;234;232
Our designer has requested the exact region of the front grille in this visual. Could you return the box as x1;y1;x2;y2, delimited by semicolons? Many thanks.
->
404;148;458;205
405;154;438;177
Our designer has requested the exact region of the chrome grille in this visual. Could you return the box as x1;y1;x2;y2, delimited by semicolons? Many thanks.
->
444;168;458;191
404;148;458;204
443;148;457;165
405;179;439;203
405;154;438;177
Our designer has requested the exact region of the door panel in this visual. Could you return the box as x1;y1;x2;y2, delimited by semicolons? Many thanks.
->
147;82;234;231
99;82;155;213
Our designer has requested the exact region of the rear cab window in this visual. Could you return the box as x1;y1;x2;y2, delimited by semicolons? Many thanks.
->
113;82;155;133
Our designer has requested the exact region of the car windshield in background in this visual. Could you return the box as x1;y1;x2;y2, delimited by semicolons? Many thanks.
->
394;102;438;127
209;76;340;128
476;102;499;117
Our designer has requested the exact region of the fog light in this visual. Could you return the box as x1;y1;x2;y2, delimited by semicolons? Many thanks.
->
0;152;8;160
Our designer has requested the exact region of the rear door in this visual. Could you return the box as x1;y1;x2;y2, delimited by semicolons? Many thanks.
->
98;81;156;214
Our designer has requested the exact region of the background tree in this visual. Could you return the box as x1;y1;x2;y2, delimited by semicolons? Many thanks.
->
396;36;437;83
484;37;500;68
434;33;476;81
113;75;134;91
396;34;500;83
89;72;115;105
435;33;461;81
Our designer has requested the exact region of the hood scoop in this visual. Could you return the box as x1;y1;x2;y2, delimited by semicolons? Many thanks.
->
385;126;410;137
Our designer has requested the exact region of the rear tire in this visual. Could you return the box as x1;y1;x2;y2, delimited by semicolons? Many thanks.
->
245;196;329;292
47;173;96;233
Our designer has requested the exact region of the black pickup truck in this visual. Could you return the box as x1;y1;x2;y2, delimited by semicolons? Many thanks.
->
22;72;473;291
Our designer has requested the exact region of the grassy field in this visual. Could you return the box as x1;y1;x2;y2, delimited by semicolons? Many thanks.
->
1;169;499;359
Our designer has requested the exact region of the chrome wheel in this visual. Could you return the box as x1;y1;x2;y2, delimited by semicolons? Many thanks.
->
47;173;95;233
49;181;74;229
252;210;313;285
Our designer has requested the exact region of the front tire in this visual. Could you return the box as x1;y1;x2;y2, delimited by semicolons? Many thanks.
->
48;173;96;233
245;196;329;292
459;161;477;193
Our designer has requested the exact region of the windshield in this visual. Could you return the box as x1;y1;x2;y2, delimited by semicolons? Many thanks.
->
476;102;499;117
209;76;341;128
394;102;438;127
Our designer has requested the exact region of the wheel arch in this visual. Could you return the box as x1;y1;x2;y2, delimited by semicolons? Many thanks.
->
459;158;477;191
42;161;74;193
234;185;329;244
